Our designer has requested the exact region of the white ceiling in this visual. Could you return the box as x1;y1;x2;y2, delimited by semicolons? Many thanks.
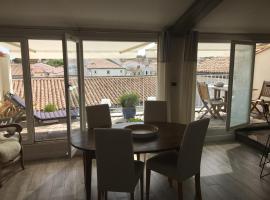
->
0;0;194;31
3;0;269;34
195;0;270;33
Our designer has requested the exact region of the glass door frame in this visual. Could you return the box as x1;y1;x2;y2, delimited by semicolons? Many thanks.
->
195;42;231;136
226;40;256;130
63;33;85;157
0;37;35;144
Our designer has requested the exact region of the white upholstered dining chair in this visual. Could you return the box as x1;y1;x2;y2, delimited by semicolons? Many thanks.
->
94;128;144;200
86;104;112;129
146;118;210;200
144;101;167;123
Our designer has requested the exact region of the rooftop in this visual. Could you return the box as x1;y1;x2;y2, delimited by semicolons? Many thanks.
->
85;59;124;69
12;76;157;111
197;57;229;74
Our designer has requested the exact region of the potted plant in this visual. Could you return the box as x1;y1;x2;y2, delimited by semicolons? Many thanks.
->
44;103;57;112
119;92;139;119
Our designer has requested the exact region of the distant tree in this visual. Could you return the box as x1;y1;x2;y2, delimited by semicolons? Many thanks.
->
45;59;64;67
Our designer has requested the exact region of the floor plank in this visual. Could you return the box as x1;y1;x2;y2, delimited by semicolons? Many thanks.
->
1;142;270;200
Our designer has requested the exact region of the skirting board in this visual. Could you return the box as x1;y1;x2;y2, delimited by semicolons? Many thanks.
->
23;140;69;161
205;133;234;143
205;128;234;143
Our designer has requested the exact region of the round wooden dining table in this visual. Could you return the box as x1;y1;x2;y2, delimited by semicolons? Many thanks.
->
70;122;186;200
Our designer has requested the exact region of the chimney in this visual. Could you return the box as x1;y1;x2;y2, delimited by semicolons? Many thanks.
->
0;52;13;102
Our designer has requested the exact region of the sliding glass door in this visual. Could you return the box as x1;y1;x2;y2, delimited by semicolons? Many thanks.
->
227;41;256;129
63;34;84;157
28;39;67;142
0;40;33;143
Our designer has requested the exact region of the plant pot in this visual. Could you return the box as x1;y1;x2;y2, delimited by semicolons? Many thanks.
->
122;107;136;119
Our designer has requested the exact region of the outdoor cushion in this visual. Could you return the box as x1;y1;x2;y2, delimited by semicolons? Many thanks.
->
0;131;21;163
9;93;79;121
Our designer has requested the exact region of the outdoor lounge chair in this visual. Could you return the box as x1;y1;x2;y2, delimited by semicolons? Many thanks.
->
251;81;270;115
6;93;79;124
197;82;225;120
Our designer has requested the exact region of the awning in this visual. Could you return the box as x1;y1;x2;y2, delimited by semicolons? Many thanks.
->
0;41;158;59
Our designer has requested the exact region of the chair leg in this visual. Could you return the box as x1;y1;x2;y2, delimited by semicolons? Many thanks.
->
197;105;206;113
252;101;263;115
140;173;144;200
199;108;210;119
0;170;2;188
146;168;151;200
212;105;223;120
250;102;256;112
20;148;25;170
20;158;25;170
195;173;202;200
104;191;107;200
130;192;135;200
98;189;102;200
143;153;147;163
136;153;141;161
206;105;216;118
177;182;183;200
168;177;173;187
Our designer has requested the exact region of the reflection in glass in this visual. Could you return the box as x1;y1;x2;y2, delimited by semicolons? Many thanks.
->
66;41;80;135
230;44;254;127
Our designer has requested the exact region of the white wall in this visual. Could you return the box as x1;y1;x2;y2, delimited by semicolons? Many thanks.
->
253;48;270;99
0;55;12;102
87;68;126;76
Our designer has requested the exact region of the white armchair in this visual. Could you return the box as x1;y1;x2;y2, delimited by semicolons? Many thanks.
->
0;123;24;186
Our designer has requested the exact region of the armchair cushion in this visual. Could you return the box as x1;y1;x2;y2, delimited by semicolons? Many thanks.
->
0;131;21;163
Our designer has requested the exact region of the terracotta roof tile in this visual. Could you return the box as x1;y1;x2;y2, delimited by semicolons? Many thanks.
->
85;59;124;69
197;57;229;73
11;64;23;76
11;63;64;77
12;76;157;111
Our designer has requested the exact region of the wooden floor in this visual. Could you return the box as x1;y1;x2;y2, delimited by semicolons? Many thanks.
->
1;142;270;200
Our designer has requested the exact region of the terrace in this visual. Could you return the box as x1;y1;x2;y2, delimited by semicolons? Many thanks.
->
194;43;268;130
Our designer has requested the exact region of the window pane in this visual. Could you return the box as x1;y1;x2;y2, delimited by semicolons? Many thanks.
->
230;44;254;127
83;41;157;124
28;40;67;141
66;40;80;135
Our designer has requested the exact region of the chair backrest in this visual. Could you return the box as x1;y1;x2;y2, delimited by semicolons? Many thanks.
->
259;81;270;98
94;128;136;192
86;104;112;129
144;101;167;123
197;82;210;102
177;118;210;180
